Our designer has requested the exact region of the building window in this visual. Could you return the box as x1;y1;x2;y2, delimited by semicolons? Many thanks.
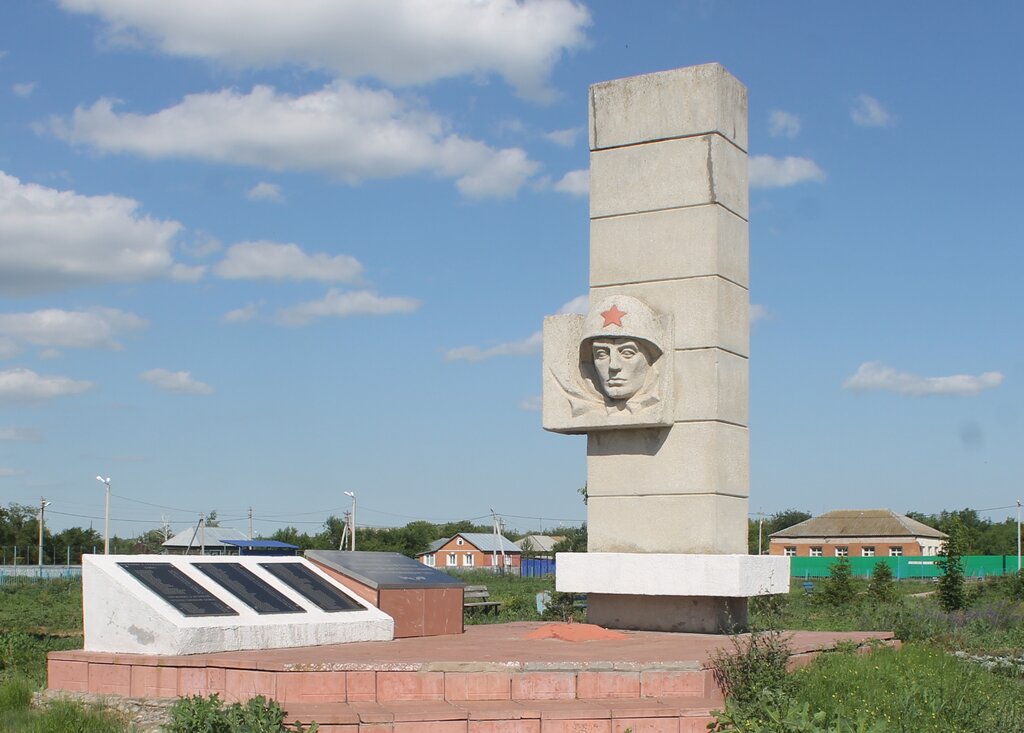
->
862;546;875;557
835;547;848;557
446;553;456;567
889;547;903;557
783;546;796;557
424;554;435;567
464;553;474;566
490;554;498;566
810;547;823;557
456;538;464;546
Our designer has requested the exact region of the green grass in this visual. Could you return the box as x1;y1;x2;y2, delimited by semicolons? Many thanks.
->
456;570;555;625
792;643;1024;732
0;578;83;634
0;675;130;733
0;578;83;686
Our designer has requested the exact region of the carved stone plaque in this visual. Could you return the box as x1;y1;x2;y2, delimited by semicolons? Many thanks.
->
260;561;364;612
543;294;673;434
195;562;305;615
119;562;238;618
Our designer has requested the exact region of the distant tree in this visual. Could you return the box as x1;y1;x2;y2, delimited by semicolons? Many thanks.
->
204;511;220;527
552;525;587;553
868;561;896;603
820;557;856;606
51;526;103;563
937;516;967;612
748;509;812;554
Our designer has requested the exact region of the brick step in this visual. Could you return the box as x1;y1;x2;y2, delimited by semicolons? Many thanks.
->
283;695;721;732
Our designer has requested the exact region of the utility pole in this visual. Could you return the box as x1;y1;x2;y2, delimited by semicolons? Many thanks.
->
199;514;206;556
96;476;111;555
344;492;356;551
339;511;351;551
755;510;766;555
38;497;51;568
248;507;254;540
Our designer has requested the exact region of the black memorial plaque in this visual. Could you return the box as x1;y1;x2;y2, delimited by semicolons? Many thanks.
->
259;562;363;612
307;550;465;590
119;562;238;617
195;563;305;615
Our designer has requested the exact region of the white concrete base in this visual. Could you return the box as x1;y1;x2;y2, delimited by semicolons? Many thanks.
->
84;555;394;656
555;552;789;597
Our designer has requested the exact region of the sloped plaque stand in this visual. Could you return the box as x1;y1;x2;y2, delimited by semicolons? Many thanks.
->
83;554;393;655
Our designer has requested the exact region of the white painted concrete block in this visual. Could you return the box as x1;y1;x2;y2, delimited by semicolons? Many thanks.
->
83;555;394;656
586;494;749;554
589;63;748;152
590;135;747;220
673;348;748;425
587;421;748;498
556;553;789;597
590;205;748;288
591;277;749;356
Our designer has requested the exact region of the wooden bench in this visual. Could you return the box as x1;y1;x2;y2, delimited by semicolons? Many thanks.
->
463;585;502;614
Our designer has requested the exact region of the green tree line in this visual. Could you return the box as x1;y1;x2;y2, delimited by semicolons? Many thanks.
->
0;503;584;563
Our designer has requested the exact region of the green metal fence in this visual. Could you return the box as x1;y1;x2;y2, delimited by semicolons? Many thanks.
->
788;555;1022;579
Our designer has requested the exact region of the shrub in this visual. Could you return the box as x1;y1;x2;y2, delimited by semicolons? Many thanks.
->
819;557;856;607
936;517;967;612
867;562;895;603
710;627;794;709
167;693;318;732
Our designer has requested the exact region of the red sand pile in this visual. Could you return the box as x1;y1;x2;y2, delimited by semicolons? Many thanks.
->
524;622;629;642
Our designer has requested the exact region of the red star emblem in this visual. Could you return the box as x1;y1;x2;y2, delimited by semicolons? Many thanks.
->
601;304;626;327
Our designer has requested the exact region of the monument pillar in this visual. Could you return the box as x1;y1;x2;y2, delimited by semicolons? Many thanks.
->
545;64;787;633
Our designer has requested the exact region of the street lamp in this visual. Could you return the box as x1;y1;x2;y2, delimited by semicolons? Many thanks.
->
96;476;111;555
38;497;51;568
344;491;356;551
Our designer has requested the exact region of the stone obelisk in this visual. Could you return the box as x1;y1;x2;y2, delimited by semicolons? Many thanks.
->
544;64;787;633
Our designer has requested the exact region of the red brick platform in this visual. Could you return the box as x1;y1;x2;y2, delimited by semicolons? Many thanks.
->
48;623;898;732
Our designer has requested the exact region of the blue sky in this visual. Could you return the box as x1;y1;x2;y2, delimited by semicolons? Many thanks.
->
1;1;1021;540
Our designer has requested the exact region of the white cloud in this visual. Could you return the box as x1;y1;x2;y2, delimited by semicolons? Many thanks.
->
0;307;146;350
543;127;582;147
0;368;94;401
851;94;891;127
519;395;542;412
223;302;261;323
842;361;1004;397
246;182;283;202
553;169;589;197
0;338;20;359
215;241;362;283
275;289;421;326
558;294;589;315
58;0;590;101
447;294;584;361
0;427;41;442
749;155;825;189
12;82;36;97
53;83;540;199
140;368;214;394
750;304;770;323
446;330;542;362
768;110;800;138
0;170;184;294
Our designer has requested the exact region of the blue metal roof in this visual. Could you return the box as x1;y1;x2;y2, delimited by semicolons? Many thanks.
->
222;539;300;549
